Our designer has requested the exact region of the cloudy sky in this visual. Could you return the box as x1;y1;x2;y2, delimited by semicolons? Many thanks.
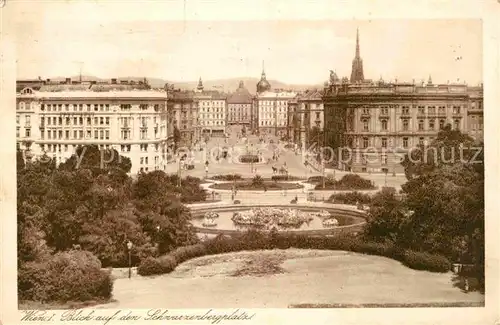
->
8;1;482;85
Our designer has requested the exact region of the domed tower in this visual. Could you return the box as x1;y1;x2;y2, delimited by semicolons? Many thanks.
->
256;61;271;94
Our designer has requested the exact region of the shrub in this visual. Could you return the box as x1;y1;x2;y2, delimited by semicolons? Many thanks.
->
251;175;264;187
137;256;168;276
327;191;372;205
170;244;207;264
402;251;451;273
18;250;113;303
271;175;302;181
307;176;327;183
211;174;242;181
234;200;241;204
315;174;375;190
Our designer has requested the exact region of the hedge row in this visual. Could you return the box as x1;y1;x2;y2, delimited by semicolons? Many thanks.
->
137;232;451;277
18;250;113;303
211;174;243;181
327;191;372;205
270;175;303;181
314;174;376;190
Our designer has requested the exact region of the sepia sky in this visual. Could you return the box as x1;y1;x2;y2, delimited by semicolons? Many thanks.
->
9;1;482;85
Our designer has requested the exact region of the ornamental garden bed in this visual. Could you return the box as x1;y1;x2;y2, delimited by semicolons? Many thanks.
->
209;181;303;191
239;155;260;163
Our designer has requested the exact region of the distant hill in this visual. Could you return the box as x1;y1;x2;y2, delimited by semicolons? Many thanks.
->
41;76;323;94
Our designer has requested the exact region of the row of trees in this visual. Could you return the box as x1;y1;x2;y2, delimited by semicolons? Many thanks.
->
18;145;204;270
364;125;484;290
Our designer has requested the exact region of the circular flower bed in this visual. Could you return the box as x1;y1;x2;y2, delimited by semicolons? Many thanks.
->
323;218;339;227
204;211;219;219
231;207;324;229
202;211;219;227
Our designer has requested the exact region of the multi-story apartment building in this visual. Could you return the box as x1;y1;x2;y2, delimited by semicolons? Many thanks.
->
195;78;227;137
167;89;199;147
257;90;297;137
226;81;253;128
322;78;484;173
466;86;484;142
16;78;170;174
287;89;325;149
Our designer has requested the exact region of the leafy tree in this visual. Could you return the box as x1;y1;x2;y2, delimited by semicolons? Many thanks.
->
17;149;25;171
366;126;484;290
59;145;131;181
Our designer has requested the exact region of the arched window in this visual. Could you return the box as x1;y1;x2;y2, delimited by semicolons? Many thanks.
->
19;102;25;110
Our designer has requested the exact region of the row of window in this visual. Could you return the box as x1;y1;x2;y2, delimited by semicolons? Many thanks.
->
39;129;110;140
259;121;287;126
38;143;162;154
200;121;225;126
361;105;463;116
200;101;225;107
360;118;462;132
259;106;287;112
360;136;434;149
199;114;224;119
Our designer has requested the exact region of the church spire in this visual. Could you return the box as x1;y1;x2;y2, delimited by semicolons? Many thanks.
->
261;60;266;78
355;27;360;58
350;28;365;83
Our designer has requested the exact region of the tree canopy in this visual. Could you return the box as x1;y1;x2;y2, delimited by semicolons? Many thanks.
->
365;126;484;290
18;145;204;268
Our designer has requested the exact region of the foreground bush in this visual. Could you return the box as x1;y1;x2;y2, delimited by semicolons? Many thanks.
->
402;251;450;273
328;191;372;205
137;232;451;277
170;244;207;264
18;250;113;303
137;256;177;276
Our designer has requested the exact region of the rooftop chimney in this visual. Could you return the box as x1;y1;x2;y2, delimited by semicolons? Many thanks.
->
111;78;117;84
66;78;71;84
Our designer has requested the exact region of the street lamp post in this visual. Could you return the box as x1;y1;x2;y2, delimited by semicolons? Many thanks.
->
250;143;254;174
322;159;326;189
177;157;182;187
126;240;133;279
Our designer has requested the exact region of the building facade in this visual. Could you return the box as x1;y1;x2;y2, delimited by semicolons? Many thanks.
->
16;78;170;174
256;90;297;137
288;89;325;149
320;28;483;174
167;89;199;147
195;79;227;137
322;79;484;173
226;81;253;128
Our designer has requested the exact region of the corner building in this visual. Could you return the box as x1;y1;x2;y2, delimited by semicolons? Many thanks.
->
322;79;484;173
16;78;170;174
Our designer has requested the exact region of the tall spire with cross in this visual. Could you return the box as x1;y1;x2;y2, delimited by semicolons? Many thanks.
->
350;28;365;83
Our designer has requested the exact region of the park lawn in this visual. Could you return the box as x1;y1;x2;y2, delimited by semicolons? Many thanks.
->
96;249;484;309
